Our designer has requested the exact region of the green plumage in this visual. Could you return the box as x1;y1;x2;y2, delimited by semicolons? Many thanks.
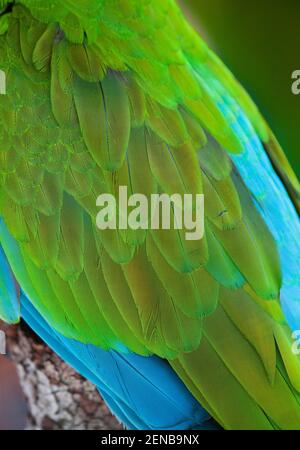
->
0;0;299;429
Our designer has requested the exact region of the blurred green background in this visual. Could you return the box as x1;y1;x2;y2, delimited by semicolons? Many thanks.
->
182;0;300;177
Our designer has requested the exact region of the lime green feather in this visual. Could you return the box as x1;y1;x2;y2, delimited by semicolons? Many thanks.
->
0;1;299;430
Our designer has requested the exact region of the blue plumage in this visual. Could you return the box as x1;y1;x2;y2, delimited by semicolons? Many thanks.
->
21;294;210;430
0;94;299;428
0;244;19;324
0;234;211;429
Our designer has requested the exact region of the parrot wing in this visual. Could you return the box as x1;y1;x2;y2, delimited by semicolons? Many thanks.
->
21;291;212;430
0;242;19;323
0;1;300;429
263;131;300;213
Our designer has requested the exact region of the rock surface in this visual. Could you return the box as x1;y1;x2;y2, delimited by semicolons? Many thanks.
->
0;321;122;430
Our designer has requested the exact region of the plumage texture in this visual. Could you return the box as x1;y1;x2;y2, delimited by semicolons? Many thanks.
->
0;244;19;323
0;0;299;429
21;292;212;430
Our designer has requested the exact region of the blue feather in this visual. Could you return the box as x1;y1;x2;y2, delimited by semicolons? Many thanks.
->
0;244;19;323
20;293;210;430
0;218;212;429
0;72;299;429
212;79;300;329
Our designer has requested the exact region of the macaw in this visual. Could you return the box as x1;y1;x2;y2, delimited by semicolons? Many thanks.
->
0;0;300;430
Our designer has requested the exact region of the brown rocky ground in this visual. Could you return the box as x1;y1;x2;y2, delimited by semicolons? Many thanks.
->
0;321;122;430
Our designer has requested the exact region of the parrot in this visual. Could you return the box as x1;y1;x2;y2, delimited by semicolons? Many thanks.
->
0;0;300;430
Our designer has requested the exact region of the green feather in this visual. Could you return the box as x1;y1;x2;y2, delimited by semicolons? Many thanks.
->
74;73;130;171
0;1;299;430
32;23;57;72
55;194;84;281
67;42;105;82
